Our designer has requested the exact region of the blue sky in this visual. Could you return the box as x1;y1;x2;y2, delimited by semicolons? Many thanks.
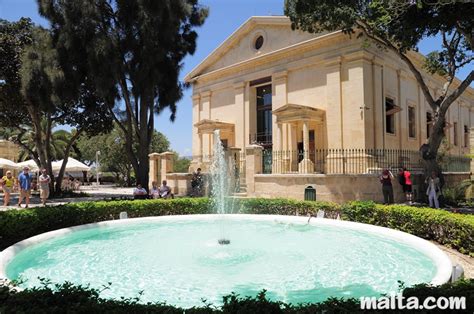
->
1;0;471;155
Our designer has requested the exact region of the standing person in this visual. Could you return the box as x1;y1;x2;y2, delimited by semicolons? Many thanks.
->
18;166;33;208
191;168;203;197
426;171;441;209
1;171;15;206
38;168;51;206
397;168;406;193
402;167;413;204
379;169;394;204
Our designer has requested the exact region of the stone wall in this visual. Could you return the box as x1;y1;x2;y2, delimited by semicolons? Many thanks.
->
166;173;193;196
250;173;468;203
0;140;19;162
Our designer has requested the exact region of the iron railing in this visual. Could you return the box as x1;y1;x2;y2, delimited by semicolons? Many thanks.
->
261;149;471;175
249;132;272;145
190;149;471;176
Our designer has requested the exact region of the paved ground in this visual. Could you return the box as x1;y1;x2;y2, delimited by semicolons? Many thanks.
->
434;242;474;279
0;184;135;210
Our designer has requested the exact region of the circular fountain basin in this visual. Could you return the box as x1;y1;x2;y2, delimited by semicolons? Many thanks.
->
0;215;452;307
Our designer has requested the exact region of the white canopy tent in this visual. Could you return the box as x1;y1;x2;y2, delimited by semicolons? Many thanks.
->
17;159;40;171
0;158;18;169
52;157;91;172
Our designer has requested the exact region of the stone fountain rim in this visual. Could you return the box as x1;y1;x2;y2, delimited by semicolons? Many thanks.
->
0;214;452;286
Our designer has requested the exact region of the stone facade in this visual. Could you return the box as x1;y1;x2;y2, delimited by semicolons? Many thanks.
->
151;16;474;201
0;140;19;162
185;16;474;166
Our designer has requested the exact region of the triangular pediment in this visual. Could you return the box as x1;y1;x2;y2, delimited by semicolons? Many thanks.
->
185;16;324;82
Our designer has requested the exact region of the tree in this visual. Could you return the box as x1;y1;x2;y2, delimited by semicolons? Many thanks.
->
173;154;191;173
77;124;170;186
38;0;208;190
285;0;474;174
0;18;113;193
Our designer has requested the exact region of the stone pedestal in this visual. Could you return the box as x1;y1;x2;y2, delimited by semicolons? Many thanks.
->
245;145;263;194
298;158;314;173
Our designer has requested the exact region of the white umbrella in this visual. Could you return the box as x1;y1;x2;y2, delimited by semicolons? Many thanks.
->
0;158;18;169
17;159;40;171
52;157;91;172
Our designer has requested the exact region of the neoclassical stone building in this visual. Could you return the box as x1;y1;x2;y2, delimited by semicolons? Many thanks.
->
160;16;474;201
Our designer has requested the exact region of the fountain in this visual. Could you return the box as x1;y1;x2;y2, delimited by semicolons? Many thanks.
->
0;133;454;307
210;129;232;245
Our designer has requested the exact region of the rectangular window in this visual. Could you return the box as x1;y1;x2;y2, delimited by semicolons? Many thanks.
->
408;106;416;138
464;125;469;148
385;97;397;134
256;84;272;145
453;122;458;146
426;112;433;139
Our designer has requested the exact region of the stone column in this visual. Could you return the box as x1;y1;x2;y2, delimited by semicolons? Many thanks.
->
298;120;314;173
148;153;161;188
159;152;175;183
245;145;263;195
234;82;245;149
272;123;284;174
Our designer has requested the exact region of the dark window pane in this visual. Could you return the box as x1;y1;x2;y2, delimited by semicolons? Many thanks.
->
254;35;264;50
385;98;395;134
408;107;416;138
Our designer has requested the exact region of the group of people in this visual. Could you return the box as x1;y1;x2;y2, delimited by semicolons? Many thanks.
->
379;167;442;208
133;180;174;199
132;168;204;200
0;167;51;207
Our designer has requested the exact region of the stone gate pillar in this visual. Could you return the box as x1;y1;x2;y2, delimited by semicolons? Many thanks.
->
245;145;263;195
148;153;161;188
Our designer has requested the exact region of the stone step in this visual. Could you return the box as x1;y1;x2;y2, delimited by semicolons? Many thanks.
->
232;192;248;198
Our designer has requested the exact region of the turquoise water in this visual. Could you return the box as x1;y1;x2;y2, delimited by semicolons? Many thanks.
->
6;218;437;308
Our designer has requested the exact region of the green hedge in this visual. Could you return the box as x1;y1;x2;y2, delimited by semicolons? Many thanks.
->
342;201;474;256
1;279;473;313
1;198;473;256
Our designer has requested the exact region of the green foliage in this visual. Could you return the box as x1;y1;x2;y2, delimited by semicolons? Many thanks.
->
77;124;170;184
173;155;192;173
38;0;209;187
342;201;474;256
1;278;472;313
442;179;474;206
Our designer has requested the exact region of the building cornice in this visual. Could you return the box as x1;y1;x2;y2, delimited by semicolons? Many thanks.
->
184;16;291;83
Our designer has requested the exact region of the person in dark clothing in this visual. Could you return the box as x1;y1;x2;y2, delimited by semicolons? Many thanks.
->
191;168;203;197
380;169;394;204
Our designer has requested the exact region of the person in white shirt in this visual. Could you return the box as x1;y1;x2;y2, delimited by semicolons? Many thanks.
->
133;184;148;199
38;168;51;206
149;181;160;199
425;171;441;209
159;180;173;199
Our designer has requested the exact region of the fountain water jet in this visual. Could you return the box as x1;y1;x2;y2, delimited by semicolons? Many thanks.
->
210;129;231;245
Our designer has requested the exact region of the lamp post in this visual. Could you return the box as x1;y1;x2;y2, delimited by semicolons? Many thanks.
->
96;150;101;186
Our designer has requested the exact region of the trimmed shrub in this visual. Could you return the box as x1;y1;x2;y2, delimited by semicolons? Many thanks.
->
342;201;474;256
1;279;473;313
